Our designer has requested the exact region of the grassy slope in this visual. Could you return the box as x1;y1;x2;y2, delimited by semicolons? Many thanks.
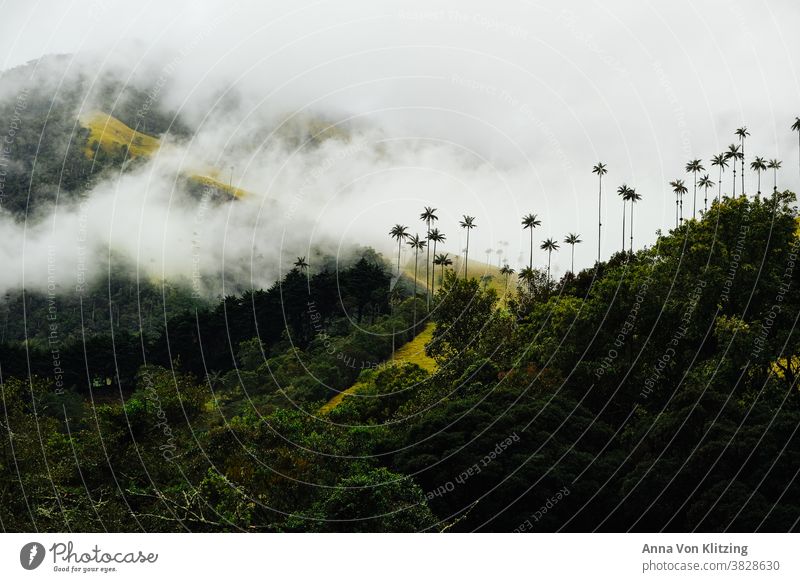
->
79;111;248;198
319;322;437;414
189;174;248;199
80;111;160;157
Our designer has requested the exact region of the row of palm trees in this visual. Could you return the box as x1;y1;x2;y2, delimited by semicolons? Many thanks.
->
390;209;585;298
389;120;800;294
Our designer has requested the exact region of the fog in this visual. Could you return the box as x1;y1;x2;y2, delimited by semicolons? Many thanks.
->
1;0;799;295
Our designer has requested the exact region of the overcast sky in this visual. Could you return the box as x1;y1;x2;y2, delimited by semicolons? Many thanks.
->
1;0;799;277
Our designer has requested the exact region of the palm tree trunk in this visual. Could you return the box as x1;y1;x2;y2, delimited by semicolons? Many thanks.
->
741;139;745;195
597;174;602;263
621;200;626;253
413;250;419;326
431;240;438;295
693;172;697;219
704;186;708;212
529;229;533;270
547;250;552;282
425;222;431;307
675;193;679;228
571;245;575;273
757;170;761;195
733;163;737;197
464;230;470;280
397;240;402;276
718;167;722;203
629;202;634;253
774;167;778;193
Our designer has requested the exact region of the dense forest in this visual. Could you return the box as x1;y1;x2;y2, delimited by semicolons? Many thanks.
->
2;190;798;532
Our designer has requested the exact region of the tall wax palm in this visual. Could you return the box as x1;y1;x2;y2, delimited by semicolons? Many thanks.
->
697;174;715;212
685;159;705;219
433;252;452;293
617;183;630;250
670;179;687;228
710;154;728;203
389;224;409;276
499;264;515;292
726;144;742;196
626;188;641;253
496;248;503;266
459;215;476;279
564;233;582;273
792;117;800;179
750;156;767;195
735;127;750;194
540;238;560;282
419;207;438;305
592;162;608;263
293;256;309;271
767;159;782;193
406;233;426;300
521;213;541;271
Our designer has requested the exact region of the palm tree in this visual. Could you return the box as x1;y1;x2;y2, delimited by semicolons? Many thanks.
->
685;159;705;219
518;266;536;292
433;252;452;292
750;156;767;195
626;188;641;253
419;207;438;305
669;179;687;228
459;215;476;279
389;224;409;276
617;184;630;251
592;162;608;263
697;174;714;212
540;238;560;282
427;229;446;294
406;233;426;299
792;117;800;179
725;144;742;197
496;248;503;266
521;213;541;271
710;153;728;204
736;127;750;194
294;256;309;271
767;159;782;193
499;264;515;292
564;233;582;273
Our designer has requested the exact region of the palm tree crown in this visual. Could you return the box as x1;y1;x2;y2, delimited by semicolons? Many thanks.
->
750;156;767;194
459;215;476;279
389;224;409;276
564;233;582;273
293;256;309;270
710;153;728;203
521;213;541;270
697;174;715;212
540;238;560;282
726;143;743;196
670;179;687;227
